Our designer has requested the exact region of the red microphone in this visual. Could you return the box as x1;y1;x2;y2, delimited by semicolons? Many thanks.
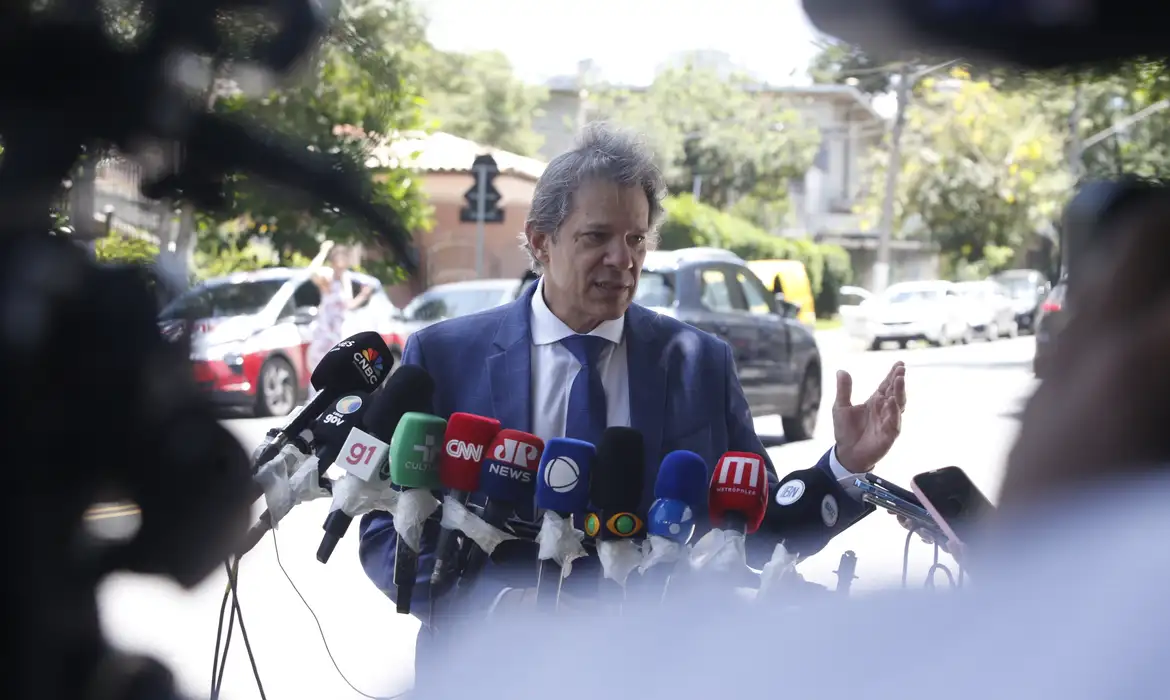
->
430;413;501;588
708;451;769;534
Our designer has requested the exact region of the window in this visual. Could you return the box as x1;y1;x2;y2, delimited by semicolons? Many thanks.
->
840;292;867;307
698;268;735;312
293;281;322;309
402;286;508;322
634;272;675;307
736;272;773;315
159;279;285;321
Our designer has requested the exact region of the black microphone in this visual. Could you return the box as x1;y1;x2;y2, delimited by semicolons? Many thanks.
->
253;331;393;468
585;427;646;592
316;366;435;563
240;392;370;555
761;466;875;559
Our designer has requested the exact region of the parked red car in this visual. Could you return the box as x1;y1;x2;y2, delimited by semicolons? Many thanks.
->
158;268;406;416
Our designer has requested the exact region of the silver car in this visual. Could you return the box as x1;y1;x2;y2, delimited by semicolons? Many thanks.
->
954;280;1019;341
398;278;524;338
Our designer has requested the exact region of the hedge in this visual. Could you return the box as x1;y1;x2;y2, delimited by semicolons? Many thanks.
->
659;195;853;317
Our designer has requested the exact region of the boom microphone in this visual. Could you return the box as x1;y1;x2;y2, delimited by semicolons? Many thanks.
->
708;452;769;535
316;366;435;563
388;411;447;614
253;331;393;468
430;413;501;589
587;427;646;589
458;429;544;582
762;465;874;559
534;438;595;610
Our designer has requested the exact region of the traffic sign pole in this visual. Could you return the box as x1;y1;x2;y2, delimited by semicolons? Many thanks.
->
475;164;487;278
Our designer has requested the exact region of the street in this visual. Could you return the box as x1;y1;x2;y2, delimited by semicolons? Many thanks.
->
96;334;1036;700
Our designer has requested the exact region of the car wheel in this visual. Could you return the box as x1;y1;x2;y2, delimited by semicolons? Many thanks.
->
256;357;297;417
782;367;821;442
897;339;909;349
961;326;974;345
868;339;883;351
985;323;999;342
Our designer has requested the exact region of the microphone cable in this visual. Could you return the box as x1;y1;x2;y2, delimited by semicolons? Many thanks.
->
900;525;963;590
210;556;267;700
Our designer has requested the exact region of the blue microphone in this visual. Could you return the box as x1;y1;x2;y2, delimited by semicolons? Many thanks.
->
637;450;709;599
534;438;596;609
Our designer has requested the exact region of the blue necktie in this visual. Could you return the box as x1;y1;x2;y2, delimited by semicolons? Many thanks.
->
560;334;610;447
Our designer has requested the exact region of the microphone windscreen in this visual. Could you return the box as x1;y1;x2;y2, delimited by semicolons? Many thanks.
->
480;429;543;503
653;450;708;506
311;391;370;466
362;365;435;441
389;412;447;489
708;451;769;534
762;466;849;557
311;331;394;391
647;498;696;543
439;413;501;492
535;438;595;514
591;427;645;512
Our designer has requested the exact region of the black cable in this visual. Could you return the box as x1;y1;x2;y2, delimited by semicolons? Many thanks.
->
210;557;267;700
271;529;410;700
209;574;233;700
902;524;960;591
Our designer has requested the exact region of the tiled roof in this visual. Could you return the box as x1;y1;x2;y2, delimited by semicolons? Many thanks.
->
366;131;547;181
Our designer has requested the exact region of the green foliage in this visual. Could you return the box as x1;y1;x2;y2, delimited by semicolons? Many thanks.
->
855;72;1072;272
207;0;432;280
93;234;159;265
193;243;273;280
815;244;854;317
418;49;548;156
593;60;820;214
659;195;852;313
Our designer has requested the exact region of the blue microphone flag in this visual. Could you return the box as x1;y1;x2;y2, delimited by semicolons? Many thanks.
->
536;437;595;514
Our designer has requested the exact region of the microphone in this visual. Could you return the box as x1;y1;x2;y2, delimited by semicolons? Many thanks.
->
388;411;448;615
429;413;502;590
240;391;371;554
253;331;393;468
639;450;707;570
533;438;595;610
316;366;435;563
585;427;645;589
760;465;873;559
457;428;544;582
688;451;769;581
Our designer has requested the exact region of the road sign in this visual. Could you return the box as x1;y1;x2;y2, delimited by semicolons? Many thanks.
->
459;154;505;276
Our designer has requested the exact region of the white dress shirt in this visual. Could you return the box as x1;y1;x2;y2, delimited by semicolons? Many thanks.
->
527;279;857;492
528;279;630;443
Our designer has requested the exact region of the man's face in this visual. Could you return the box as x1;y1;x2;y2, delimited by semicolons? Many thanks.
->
529;179;650;331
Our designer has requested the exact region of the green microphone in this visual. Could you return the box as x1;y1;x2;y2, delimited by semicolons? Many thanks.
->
389;412;447;614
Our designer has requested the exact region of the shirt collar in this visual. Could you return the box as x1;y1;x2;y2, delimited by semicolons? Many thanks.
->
530;278;625;346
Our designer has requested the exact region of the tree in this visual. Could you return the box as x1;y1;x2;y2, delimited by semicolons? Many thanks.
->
418;50;548;156
593;61;821;217
808;40;898;96
856;73;1072;274
205;0;433;281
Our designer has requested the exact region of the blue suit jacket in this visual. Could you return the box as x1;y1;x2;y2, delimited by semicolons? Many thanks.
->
358;282;864;607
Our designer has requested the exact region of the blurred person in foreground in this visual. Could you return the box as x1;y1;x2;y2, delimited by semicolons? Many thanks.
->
415;193;1170;700
306;242;372;399
357;123;907;679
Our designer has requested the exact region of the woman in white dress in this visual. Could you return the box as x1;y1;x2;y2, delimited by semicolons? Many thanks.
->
306;244;371;399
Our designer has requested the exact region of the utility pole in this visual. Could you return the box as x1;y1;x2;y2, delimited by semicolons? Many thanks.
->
874;59;960;293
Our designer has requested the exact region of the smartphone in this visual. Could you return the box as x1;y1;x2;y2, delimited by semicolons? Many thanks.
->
854;479;944;539
911;467;995;549
863;473;922;508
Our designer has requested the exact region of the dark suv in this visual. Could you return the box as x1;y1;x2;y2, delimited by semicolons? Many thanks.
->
635;248;823;440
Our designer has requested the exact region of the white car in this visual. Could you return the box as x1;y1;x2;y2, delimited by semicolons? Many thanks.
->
399;278;524;339
837;285;875;339
953;280;1019;341
852;281;972;350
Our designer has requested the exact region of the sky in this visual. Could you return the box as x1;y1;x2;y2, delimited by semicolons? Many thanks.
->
416;0;829;87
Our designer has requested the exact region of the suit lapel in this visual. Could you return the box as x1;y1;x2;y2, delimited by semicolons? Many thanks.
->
625;304;667;495
487;282;536;433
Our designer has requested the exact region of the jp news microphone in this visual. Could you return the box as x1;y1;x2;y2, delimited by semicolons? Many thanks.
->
763;465;872;558
241;391;369;554
253;331;393;467
585;427;645;541
458;429;544;581
708;451;769;535
429;413;501;589
316;365;435;563
533;437;595;609
388;411;447;614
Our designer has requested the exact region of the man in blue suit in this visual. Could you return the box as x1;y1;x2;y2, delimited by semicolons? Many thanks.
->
359;122;906;673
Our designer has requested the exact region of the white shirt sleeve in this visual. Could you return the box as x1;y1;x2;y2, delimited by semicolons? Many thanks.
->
828;446;864;500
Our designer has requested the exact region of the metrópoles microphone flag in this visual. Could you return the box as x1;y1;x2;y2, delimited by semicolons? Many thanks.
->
388;411;447;615
457;428;544;583
587;427;645;588
533;437;595;610
430;413;501;590
253;331;393;468
316;365;435;563
708;451;769;535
